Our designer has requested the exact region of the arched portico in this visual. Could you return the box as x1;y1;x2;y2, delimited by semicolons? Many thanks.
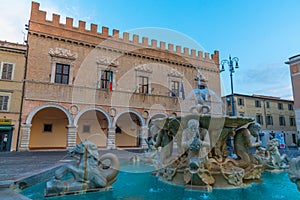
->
19;104;73;150
74;107;112;148
113;110;145;148
25;104;73;125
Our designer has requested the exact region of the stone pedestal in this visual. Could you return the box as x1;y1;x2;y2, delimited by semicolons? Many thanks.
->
67;125;77;149
107;127;116;149
18;123;32;151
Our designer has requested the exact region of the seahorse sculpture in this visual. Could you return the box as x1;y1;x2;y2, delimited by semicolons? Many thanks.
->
45;140;119;197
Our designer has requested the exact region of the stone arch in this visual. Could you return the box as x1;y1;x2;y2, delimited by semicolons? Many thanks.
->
146;112;168;126
74;107;112;127
24;103;72;150
74;107;112;148
112;110;145;128
113;110;145;148
26;103;73;125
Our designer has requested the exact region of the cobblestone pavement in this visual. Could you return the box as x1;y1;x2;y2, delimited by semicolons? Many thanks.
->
0;149;142;199
0;149;141;182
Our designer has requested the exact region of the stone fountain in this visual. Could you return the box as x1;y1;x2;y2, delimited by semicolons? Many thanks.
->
45;140;120;197
144;88;273;191
289;156;300;191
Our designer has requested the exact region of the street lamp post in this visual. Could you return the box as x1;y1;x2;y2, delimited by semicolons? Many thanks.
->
221;55;239;116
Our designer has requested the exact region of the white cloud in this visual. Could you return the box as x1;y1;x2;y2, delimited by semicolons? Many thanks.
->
0;0;31;43
252;84;294;100
0;0;75;43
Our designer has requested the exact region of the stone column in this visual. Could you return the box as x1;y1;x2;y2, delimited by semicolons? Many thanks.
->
67;125;77;149
140;126;149;149
18;123;32;151
107;127;116;149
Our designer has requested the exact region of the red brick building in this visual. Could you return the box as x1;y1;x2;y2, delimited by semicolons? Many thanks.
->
18;2;221;150
286;54;300;144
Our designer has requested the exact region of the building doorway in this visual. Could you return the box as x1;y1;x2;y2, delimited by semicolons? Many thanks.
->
0;125;13;152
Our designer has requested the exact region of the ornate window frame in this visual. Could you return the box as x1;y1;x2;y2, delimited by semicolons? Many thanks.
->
96;57;118;90
168;68;183;98
135;64;152;94
49;48;77;85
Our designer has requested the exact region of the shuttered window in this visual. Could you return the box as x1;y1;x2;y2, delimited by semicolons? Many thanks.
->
1;63;13;80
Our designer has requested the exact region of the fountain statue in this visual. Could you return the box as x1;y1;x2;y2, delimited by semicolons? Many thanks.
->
146;88;270;190
288;156;300;191
45;140;120;197
265;138;289;170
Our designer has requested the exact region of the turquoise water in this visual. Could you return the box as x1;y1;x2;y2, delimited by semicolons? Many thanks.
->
21;163;300;200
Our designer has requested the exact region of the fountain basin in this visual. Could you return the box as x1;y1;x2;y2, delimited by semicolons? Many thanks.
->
19;162;299;199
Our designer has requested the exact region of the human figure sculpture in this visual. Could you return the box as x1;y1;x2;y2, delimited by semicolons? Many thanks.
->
266;138;288;169
154;129;173;163
148;114;269;190
181;119;210;165
180;119;215;188
189;89;211;114
146;123;160;150
45;141;119;197
199;126;210;167
148;118;181;165
234;123;262;168
212;128;234;161
182;119;200;152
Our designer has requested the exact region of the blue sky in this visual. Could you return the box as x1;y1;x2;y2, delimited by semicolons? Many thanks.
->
1;0;299;100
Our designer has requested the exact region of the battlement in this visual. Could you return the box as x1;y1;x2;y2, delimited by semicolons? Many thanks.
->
30;2;219;64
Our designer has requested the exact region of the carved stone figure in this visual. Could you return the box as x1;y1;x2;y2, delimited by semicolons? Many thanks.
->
266;138;289;169
147;113;267;190
146;123;160;150
45;141;119;197
288;156;300;191
182;139;215;190
212;128;234;161
189;89;211;114
182;119;200;153
234;123;262;168
49;47;77;59
153;129;173;164
221;165;244;186
149;118;182;165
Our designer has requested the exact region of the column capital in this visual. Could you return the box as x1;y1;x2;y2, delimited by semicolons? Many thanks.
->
21;123;32;128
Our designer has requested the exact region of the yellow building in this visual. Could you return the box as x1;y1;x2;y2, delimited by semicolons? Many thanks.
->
0;40;26;151
223;93;297;147
18;2;221;150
